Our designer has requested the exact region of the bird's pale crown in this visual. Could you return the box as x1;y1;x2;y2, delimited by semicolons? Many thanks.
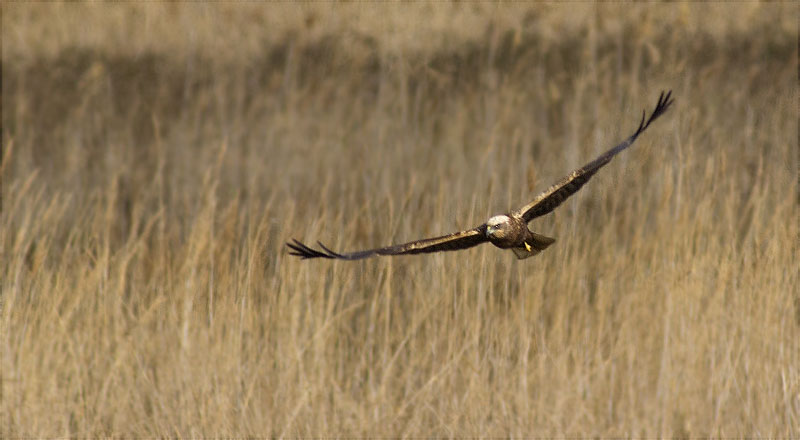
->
486;215;511;227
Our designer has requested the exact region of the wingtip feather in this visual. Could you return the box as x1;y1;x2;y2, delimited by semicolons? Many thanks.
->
640;89;675;132
317;241;345;258
286;238;337;259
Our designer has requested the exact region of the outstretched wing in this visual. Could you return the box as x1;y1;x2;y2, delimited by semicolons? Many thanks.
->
513;90;674;223
287;225;489;260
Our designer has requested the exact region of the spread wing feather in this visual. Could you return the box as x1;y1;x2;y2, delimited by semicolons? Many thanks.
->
287;225;488;260
514;90;673;223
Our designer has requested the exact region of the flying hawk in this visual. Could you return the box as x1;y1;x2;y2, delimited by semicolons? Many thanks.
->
288;90;673;260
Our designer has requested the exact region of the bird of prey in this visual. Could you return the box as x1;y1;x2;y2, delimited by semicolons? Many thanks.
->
288;90;673;260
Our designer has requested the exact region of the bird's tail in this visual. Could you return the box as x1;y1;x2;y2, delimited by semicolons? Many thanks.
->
512;232;556;260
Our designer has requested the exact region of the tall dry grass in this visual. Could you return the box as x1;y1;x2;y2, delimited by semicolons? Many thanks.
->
2;3;798;437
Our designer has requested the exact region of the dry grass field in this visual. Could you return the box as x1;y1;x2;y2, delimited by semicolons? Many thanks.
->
2;3;798;437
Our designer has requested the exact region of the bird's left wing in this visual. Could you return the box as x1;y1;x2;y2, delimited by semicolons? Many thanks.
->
513;90;673;223
287;225;488;260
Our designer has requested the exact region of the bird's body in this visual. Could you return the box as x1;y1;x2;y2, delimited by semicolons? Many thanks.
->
288;91;673;261
485;214;555;259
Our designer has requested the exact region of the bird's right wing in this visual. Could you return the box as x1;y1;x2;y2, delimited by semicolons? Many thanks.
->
513;90;674;223
287;225;489;260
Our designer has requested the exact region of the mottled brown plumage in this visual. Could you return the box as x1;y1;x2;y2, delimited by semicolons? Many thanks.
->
288;91;673;260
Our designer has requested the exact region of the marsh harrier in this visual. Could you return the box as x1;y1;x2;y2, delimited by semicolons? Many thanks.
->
288;90;673;260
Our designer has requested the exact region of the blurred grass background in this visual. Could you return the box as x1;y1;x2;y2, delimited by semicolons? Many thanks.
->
2;3;798;437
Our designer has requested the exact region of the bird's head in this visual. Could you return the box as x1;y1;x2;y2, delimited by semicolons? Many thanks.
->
486;215;512;239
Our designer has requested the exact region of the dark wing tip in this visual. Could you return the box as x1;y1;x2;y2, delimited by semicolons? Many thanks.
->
286;239;336;259
637;109;646;133
634;89;674;137
316;241;345;259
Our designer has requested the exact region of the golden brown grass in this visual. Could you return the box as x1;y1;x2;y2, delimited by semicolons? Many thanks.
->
2;3;798;437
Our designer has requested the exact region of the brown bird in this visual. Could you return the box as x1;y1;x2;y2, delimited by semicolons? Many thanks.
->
288;90;673;260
